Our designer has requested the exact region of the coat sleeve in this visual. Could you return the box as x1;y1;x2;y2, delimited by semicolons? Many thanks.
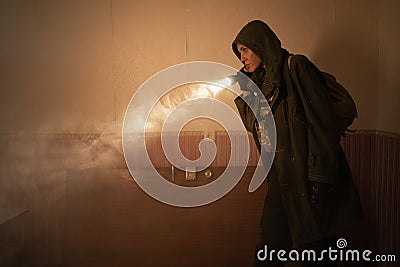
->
234;94;256;133
234;95;262;153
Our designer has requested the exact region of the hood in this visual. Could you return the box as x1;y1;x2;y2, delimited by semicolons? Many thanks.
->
232;20;289;91
232;20;283;66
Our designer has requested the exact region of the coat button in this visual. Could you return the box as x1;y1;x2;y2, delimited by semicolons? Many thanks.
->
291;156;296;161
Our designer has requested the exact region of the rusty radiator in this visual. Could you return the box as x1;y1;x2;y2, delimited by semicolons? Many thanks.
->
145;131;259;167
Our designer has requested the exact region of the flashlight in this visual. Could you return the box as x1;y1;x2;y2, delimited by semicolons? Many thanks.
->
216;70;254;92
219;75;238;87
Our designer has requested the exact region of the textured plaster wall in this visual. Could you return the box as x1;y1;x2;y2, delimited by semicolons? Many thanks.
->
377;0;400;134
0;0;397;266
0;0;384;134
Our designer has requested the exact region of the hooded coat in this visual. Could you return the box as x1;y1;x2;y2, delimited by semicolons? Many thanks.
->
233;20;362;245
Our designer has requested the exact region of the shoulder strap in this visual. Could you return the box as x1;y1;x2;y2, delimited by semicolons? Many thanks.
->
287;55;293;70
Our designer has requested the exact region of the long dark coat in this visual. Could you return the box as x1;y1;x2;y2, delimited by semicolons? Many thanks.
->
233;20;362;245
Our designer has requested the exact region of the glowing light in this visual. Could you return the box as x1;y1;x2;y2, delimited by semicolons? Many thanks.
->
195;85;212;98
146;83;220;132
207;84;221;96
219;77;234;87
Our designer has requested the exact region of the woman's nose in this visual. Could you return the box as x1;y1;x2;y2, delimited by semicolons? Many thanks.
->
240;54;246;62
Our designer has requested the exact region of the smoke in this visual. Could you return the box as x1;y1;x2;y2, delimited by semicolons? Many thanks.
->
0;131;125;264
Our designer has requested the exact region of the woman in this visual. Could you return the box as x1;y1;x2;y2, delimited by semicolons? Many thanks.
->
233;20;362;267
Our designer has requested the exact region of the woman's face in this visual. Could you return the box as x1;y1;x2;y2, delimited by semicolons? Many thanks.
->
236;43;262;72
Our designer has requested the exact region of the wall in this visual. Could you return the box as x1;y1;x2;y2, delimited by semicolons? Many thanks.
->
0;0;383;134
0;0;398;266
377;0;400;134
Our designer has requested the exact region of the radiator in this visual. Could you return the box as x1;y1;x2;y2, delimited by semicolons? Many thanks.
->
146;130;399;265
145;131;259;167
341;130;399;266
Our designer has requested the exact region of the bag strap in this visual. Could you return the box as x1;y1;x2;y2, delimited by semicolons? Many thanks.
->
287;55;293;70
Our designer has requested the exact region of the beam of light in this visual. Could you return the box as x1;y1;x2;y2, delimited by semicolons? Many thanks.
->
158;83;225;111
146;76;242;132
146;82;229;133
